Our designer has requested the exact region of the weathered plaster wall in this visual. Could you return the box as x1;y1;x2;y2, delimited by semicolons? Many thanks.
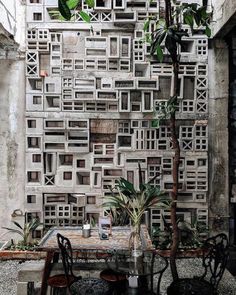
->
0;0;25;45
208;39;229;233
0;60;25;237
0;0;26;238
211;0;236;37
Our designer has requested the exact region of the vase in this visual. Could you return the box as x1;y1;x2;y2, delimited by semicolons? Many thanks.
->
129;223;143;257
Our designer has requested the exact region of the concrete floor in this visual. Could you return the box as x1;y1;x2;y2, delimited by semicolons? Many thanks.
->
227;247;236;276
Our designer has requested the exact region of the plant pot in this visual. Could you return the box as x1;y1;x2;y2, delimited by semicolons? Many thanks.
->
156;248;205;258
0;250;47;260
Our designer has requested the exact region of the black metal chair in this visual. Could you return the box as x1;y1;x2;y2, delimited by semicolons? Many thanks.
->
56;233;111;295
167;233;229;295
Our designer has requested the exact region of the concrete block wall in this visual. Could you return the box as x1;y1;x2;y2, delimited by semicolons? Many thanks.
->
23;0;212;234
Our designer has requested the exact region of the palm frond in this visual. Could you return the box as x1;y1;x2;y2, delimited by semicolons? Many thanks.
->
103;174;170;227
2;227;24;238
12;221;23;230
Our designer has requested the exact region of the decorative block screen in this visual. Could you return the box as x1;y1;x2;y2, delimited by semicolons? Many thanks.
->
25;0;209;232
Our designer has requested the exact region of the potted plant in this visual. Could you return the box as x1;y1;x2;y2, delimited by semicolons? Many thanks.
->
2;218;41;251
103;171;169;255
152;217;209;257
146;0;211;279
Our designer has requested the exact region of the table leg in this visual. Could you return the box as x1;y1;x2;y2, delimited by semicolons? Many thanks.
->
40;250;55;295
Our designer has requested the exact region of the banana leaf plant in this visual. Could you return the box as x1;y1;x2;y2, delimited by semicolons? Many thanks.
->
2;218;41;249
145;0;211;280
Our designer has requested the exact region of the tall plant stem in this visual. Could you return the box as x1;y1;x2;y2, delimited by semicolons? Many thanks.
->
169;61;180;281
165;0;181;281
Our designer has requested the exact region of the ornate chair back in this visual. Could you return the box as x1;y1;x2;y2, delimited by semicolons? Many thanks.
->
201;233;229;290
57;233;76;284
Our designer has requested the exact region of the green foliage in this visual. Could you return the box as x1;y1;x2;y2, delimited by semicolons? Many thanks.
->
48;9;66;20
58;0;73;20
103;177;169;227
79;10;91;23
85;0;95;7
2;218;41;249
178;219;209;248
152;225;172;249
58;0;94;22
152;217;209;249
66;0;79;9
146;4;211;62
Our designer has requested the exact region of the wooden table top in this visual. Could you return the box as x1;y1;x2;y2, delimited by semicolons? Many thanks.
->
38;226;154;251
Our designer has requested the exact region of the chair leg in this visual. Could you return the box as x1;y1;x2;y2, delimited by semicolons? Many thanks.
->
50;287;67;295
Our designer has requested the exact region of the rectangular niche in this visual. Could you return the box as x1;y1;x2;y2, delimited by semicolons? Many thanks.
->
103;168;122;177
68;120;88;129
137;79;157;90
120;37;131;58
44;95;61;111
134;63;150;77
108;36;119;58
27;78;43;92
142;91;153;112
94;0;111;9
97;90;118;100
119;91;130;112
27;137;41;149
181;40;195;54
114;12;136;23
130;91;141;112
156;77;172;99
127;1;146;8
59;154;73;166
44;120;64;129
76;172;90;185
74;91;94;100
27;171;41;183
183;77;195;100
113;0;125;9
117;135;132;149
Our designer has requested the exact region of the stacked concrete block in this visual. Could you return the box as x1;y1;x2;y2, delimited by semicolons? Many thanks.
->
24;0;210;234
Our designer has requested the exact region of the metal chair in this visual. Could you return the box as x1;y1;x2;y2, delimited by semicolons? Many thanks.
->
167;233;229;295
56;233;111;295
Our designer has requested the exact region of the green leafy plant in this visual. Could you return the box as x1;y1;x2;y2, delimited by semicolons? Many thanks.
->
103;177;169;228
152;217;208;250
58;0;95;22
2;218;41;250
146;0;211;280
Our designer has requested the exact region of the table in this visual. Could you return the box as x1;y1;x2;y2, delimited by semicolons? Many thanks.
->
167;278;215;295
107;250;168;294
38;226;154;295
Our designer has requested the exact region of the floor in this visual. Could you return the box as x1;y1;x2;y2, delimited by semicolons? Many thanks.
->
227;246;236;276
